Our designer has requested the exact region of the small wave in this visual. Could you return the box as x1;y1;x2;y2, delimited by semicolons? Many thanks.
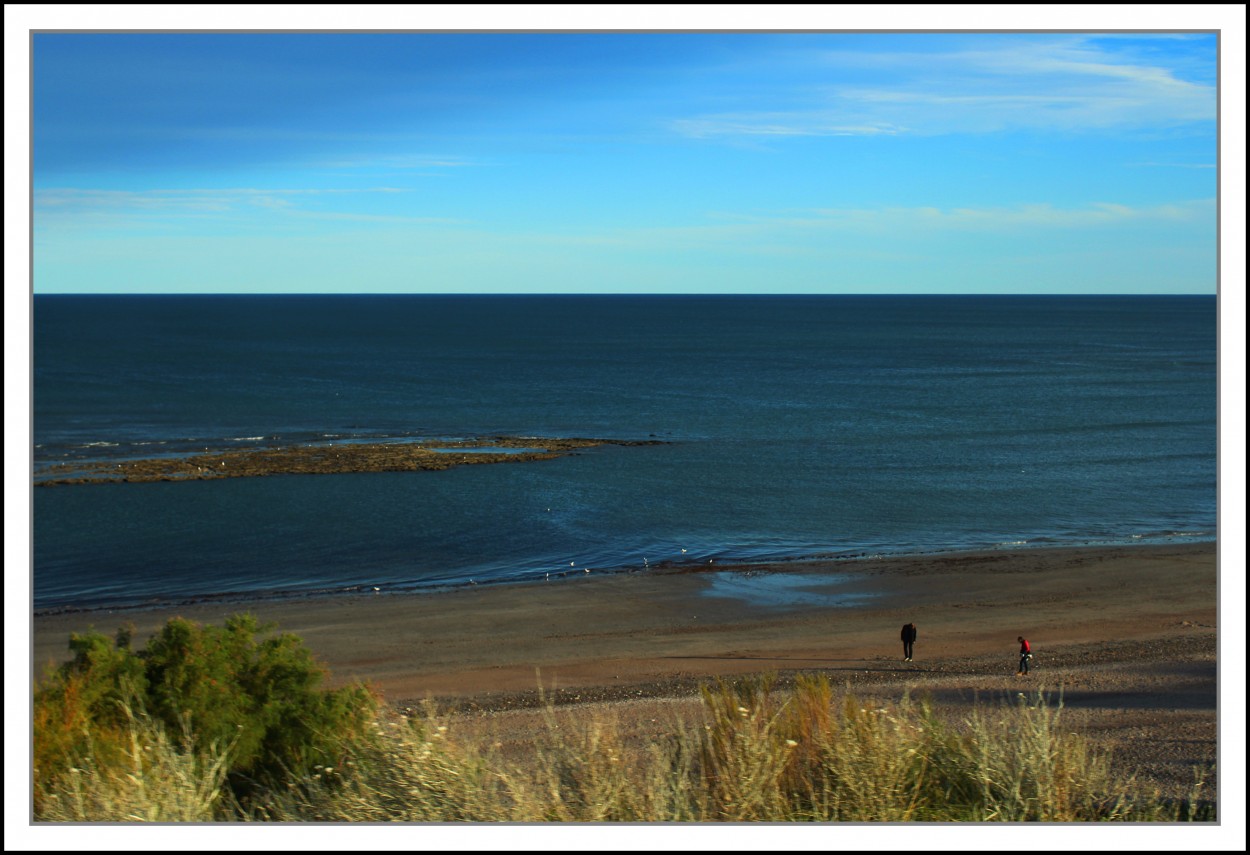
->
79;441;119;448
1130;529;1214;542
229;436;267;442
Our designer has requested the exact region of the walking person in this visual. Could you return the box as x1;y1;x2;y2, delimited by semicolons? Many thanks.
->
1017;636;1032;676
901;622;917;661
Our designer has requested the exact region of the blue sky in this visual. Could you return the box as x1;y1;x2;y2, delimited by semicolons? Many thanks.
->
29;30;1221;294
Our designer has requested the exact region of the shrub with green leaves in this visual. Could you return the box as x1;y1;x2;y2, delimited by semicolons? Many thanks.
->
34;613;377;807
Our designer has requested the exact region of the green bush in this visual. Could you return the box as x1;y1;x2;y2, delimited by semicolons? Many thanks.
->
34;613;377;808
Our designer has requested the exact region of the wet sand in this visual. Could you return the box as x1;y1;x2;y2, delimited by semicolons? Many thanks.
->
32;541;1221;799
33;541;1216;698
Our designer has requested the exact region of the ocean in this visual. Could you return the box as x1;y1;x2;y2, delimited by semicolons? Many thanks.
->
32;295;1217;612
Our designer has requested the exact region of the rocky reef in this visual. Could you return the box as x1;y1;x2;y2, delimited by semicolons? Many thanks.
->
34;436;665;486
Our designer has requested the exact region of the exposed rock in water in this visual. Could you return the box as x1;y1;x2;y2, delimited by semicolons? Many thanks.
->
34;436;666;486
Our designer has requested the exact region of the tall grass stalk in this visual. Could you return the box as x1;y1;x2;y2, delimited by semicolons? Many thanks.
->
35;701;232;822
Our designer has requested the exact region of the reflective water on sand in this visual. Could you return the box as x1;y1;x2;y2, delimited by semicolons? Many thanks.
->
701;571;876;610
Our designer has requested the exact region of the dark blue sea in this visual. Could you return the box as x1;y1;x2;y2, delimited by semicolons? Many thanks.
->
32;295;1217;612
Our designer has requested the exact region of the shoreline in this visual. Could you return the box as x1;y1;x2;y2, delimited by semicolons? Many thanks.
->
31;534;1215;617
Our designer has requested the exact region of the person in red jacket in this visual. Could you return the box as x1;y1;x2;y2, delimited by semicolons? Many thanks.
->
1017;636;1032;675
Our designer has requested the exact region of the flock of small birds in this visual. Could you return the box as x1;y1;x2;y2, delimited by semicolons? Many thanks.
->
539;544;703;582
371;505;710;591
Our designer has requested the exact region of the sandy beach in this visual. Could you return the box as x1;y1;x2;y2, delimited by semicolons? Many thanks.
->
32;541;1219;799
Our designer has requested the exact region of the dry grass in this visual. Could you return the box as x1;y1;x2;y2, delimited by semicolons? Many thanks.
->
255;676;1213;823
34;703;233;822
33;675;1214;823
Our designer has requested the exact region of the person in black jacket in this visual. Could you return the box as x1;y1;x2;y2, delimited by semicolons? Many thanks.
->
901;623;917;661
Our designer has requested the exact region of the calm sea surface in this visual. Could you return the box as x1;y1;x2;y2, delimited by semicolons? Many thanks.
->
32;295;1217;611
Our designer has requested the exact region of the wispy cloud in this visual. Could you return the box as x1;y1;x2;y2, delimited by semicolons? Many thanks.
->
524;199;1216;253
671;35;1215;140
793;199;1214;232
36;186;408;211
1127;162;1216;169
313;155;482;170
671;116;904;139
33;187;461;229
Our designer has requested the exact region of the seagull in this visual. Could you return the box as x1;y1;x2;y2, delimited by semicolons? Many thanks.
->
681;548;687;554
